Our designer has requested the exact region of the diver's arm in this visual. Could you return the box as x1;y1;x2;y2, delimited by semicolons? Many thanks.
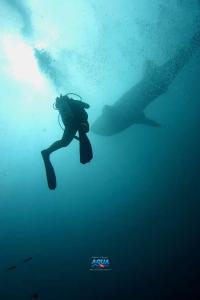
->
78;101;90;109
83;102;90;109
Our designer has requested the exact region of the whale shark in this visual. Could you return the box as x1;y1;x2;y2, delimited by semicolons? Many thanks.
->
91;30;200;136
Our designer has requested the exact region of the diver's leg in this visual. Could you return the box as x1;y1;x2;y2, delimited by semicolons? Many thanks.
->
42;128;77;157
78;129;93;164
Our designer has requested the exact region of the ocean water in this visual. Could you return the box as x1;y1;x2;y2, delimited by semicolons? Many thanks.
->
0;1;200;299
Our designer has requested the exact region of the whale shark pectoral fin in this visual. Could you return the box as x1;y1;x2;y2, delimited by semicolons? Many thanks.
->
136;113;161;128
144;59;158;76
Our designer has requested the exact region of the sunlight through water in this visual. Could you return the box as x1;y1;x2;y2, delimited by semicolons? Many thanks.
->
2;34;45;90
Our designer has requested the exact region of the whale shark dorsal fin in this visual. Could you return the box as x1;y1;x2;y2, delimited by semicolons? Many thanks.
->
144;59;157;76
136;112;161;127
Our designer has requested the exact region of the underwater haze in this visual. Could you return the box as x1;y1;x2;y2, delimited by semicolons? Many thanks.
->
0;0;200;299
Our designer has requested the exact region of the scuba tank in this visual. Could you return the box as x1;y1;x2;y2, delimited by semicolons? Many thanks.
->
53;93;89;132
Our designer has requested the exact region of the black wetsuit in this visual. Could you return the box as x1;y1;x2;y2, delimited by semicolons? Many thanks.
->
45;98;90;156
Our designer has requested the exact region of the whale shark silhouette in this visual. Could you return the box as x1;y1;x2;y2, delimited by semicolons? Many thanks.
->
91;31;200;136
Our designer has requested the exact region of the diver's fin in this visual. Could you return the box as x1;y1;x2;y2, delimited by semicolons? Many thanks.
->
41;151;57;190
78;131;93;164
144;59;157;76
136;113;161;127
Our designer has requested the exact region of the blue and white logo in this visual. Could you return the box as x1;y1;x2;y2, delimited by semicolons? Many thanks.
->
89;256;112;271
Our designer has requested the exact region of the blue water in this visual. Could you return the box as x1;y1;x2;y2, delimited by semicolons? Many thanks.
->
0;1;200;299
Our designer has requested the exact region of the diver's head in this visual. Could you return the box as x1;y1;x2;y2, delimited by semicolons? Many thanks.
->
55;94;70;110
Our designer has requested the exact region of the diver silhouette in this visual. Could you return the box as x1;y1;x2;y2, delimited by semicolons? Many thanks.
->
41;94;93;189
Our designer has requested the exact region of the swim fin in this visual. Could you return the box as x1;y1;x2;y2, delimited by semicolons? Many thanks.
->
78;131;93;164
41;151;57;190
135;113;161;127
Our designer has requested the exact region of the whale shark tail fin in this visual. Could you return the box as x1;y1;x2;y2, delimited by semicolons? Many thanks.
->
136;113;161;128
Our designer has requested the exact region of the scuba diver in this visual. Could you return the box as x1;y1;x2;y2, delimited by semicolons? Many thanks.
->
41;94;93;190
